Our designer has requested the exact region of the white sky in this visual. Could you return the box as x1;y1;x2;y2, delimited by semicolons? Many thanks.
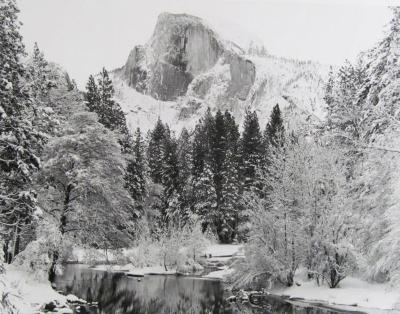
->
17;0;398;88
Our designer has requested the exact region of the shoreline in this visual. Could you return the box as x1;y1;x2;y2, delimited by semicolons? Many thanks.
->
3;243;400;314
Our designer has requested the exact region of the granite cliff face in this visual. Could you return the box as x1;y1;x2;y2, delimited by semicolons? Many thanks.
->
117;13;255;103
112;12;328;133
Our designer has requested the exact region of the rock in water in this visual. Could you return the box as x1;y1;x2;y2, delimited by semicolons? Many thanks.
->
43;301;57;311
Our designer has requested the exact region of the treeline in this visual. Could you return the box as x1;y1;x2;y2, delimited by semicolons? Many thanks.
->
145;106;283;243
84;72;285;242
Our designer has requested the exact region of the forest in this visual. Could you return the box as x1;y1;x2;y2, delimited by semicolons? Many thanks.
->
1;1;400;313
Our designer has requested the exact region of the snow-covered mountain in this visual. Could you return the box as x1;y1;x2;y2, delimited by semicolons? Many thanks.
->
112;12;329;133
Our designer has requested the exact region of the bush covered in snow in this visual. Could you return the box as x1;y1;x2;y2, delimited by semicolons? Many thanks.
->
126;218;210;272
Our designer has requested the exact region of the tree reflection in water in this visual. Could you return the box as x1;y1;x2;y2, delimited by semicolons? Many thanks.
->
54;265;363;314
54;265;226;314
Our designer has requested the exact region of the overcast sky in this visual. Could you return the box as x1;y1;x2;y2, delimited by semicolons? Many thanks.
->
18;0;396;88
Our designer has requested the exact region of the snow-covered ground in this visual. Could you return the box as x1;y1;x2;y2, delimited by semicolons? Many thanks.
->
70;243;243;264
203;244;243;257
93;264;177;276
204;266;235;279
90;244;243;278
276;274;400;312
1;265;69;314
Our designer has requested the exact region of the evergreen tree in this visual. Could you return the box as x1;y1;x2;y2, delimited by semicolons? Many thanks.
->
64;72;75;91
177;128;192;183
162;128;181;224
177;128;193;224
192;158;217;233
98;67;114;105
219;149;240;242
85;68;128;135
25;43;57;142
192;123;207;178
212;109;228;210
220;110;241;242
190;109;242;241
125;128;147;206
240;110;263;191
192;108;215;177
191;110;218;232
325;61;366;141
0;0;43;260
85;69;130;149
85;74;100;112
26;42;53;100
147;118;166;184
224;110;240;158
97;68;128;134
264;104;284;149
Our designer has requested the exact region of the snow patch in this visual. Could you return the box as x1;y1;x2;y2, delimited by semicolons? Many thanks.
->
203;244;243;257
2;265;68;314
278;275;400;311
204;266;234;280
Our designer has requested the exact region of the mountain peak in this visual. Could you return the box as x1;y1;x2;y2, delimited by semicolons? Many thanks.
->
117;12;254;102
112;12;327;133
156;12;204;23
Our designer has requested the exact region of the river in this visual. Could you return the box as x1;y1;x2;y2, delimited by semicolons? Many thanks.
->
53;264;367;314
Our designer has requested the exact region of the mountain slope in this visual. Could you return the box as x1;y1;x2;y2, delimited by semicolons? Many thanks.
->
112;12;329;133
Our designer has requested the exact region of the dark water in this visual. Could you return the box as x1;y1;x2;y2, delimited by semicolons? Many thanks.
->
53;265;365;314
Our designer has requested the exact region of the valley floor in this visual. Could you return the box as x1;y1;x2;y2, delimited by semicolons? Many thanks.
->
2;244;400;313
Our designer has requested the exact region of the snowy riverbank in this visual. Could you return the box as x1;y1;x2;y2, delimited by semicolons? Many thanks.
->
3;243;400;313
273;272;400;312
91;244;244;278
1;265;70;314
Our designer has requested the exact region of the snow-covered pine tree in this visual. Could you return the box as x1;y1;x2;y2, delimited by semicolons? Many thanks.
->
161;127;181;225
85;74;100;112
240;110;264;192
147;118;166;184
0;0;43;261
26;42;54;101
125;128;147;207
224;111;241;157
192;157;217;233
24;43;58;143
262;104;285;198
178;128;192;183
96;68;129;137
64;72;76;91
219;149;240;243
98;67;114;105
191;109;242;241
325;61;367;142
192;120;208;179
97;67;114;128
218;111;241;242
264;104;284;149
177;128;193;225
190;111;219;232
212;109;228;214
